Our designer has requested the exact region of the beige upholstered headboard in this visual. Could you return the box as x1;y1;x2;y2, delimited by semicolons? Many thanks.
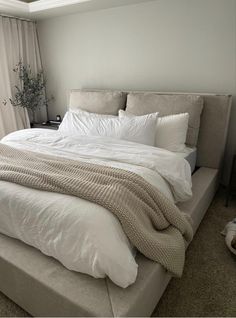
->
193;94;232;169
125;91;232;170
68;89;232;170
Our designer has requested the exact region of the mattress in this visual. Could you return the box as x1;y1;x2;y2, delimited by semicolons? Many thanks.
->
176;147;197;174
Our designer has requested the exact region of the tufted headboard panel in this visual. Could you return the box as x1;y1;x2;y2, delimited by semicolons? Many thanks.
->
124;91;232;169
68;89;232;169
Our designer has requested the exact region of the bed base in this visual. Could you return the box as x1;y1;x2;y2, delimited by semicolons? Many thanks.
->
0;167;219;317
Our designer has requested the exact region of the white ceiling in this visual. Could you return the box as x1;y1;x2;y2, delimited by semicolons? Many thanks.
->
0;0;154;20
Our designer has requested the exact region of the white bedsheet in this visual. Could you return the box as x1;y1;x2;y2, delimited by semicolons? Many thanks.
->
175;147;197;174
0;129;192;288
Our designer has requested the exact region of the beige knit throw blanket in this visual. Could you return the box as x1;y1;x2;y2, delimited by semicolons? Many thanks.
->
0;143;193;276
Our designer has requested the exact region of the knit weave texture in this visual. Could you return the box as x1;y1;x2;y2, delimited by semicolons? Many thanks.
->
0;143;193;276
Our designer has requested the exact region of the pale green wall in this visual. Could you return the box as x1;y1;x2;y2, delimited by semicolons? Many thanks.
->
37;0;236;181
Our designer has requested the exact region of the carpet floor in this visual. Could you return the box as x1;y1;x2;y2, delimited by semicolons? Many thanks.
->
153;189;236;317
0;189;235;317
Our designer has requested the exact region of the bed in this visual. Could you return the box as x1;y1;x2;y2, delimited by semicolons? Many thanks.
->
0;90;232;317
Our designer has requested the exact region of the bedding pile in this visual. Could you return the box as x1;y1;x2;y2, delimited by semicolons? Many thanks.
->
0;142;193;277
0;128;193;288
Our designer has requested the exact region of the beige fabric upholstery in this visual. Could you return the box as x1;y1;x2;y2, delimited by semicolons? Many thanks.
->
0;234;113;317
196;95;232;169
68;90;232;169
126;93;204;147
125;92;232;169
0;167;219;317
177;167;219;234
69;89;126;115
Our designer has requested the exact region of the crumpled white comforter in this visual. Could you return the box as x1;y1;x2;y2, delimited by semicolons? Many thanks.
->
0;129;192;288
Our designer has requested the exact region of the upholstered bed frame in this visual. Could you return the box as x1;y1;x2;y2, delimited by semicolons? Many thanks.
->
0;90;232;317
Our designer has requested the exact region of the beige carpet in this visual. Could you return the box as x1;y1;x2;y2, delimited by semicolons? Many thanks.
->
0;189;235;317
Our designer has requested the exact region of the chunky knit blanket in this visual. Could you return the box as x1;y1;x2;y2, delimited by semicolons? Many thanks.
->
0;143;193;276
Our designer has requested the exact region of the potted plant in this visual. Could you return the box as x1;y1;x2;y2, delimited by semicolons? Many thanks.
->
3;61;52;124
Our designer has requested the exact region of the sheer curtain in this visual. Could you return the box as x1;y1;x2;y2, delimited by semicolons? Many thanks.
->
0;16;42;138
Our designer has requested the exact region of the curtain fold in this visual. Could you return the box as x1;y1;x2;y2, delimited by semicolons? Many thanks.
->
0;16;42;139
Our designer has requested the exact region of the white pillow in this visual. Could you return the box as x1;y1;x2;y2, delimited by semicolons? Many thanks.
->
119;110;189;152
59;110;158;146
156;113;189;151
70;107;116;118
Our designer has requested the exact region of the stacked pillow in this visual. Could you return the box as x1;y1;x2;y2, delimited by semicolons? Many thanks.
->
59;108;190;151
119;110;189;152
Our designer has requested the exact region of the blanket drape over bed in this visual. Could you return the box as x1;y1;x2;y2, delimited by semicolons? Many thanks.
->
0;143;193;276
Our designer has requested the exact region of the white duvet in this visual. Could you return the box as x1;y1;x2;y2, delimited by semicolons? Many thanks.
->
0;129;192;288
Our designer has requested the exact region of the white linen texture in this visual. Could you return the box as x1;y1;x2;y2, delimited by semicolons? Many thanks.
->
70;107;115;118
0;129;192;288
119;110;189;151
59;109;158;146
